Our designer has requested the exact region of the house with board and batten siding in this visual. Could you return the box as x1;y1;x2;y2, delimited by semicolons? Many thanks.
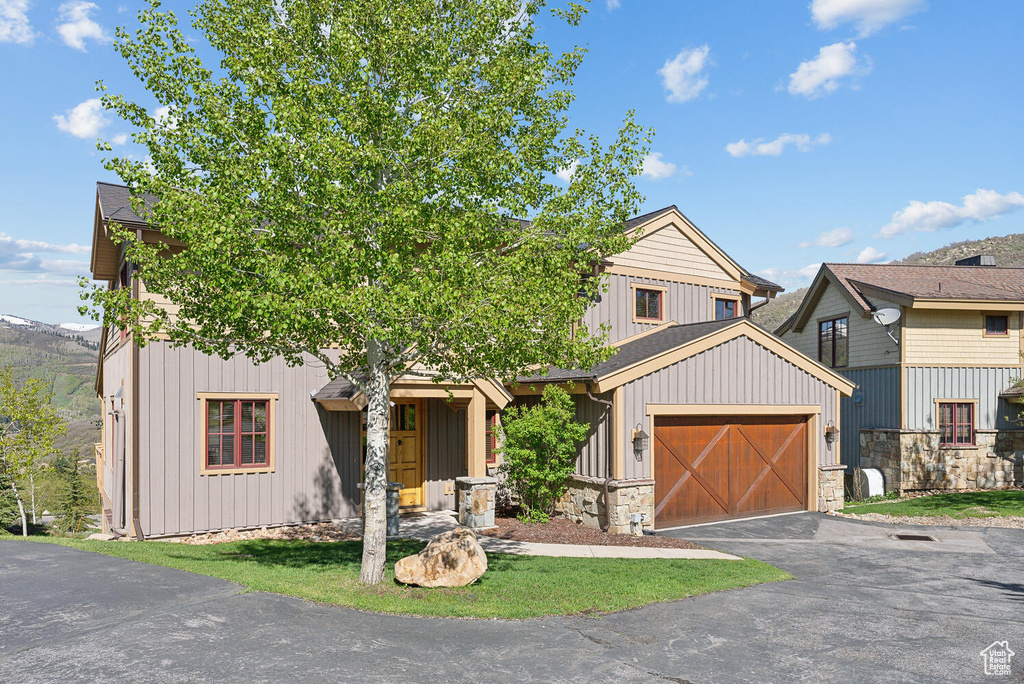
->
777;260;1024;495
89;182;854;538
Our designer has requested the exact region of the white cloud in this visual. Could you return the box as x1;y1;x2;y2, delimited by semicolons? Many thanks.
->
0;0;34;44
726;133;831;158
658;45;710;104
811;0;925;37
606;0;621;9
111;132;128;146
153;105;179;130
879;189;1024;238
799;226;853;248
758;263;822;288
0;233;89;274
555;159;578;183
56;1;109;51
53;98;108;138
787;42;867;98
856;246;887;263
641;153;678;180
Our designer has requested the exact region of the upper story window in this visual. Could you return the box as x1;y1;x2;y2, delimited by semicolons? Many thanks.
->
985;315;1009;336
715;298;738;320
201;394;276;474
818;317;848;368
633;286;665;323
938;401;974;446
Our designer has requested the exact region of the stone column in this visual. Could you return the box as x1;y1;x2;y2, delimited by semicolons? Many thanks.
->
817;465;845;513
455;476;497;530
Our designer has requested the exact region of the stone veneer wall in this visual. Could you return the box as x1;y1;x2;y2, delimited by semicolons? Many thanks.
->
817;465;846;513
860;428;1024;494
556;475;655;535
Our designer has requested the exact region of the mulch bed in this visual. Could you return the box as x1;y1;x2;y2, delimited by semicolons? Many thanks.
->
480;515;703;549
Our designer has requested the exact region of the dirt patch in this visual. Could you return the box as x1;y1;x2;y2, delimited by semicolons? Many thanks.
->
480;515;703;549
173;522;360;545
837;512;1024;529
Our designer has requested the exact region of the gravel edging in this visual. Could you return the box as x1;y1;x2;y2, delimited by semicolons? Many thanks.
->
836;512;1024;529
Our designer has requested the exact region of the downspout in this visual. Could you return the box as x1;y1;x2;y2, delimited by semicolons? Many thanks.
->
748;296;773;313
586;383;617;532
109;408;126;536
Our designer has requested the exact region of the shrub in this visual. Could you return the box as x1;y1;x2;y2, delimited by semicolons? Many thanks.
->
497;385;589;523
51;455;97;533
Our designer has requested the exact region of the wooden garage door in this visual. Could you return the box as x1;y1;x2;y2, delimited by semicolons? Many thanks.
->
654;415;808;529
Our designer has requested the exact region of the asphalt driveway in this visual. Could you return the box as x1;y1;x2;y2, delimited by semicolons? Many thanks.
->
1;513;1022;683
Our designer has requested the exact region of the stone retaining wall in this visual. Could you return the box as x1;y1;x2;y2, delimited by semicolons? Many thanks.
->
557;475;655;535
859;428;1024;494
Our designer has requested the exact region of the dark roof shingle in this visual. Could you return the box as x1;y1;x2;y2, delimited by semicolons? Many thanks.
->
518;318;744;383
826;263;1024;308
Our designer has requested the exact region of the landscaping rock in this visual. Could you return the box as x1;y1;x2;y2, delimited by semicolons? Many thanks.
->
394;527;487;588
85;533;116;541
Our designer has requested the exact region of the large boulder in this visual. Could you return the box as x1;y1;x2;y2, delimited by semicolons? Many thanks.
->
394;527;488;588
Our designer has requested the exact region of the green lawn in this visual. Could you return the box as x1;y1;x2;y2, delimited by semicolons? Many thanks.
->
30;537;788;619
843;490;1024;519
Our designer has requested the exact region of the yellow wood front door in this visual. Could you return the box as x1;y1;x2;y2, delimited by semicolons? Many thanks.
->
388;401;423;508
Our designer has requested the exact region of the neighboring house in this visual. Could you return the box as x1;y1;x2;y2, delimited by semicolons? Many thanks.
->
90;182;853;538
777;260;1024;494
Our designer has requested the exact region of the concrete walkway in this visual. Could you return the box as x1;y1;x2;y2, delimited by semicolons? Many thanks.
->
394;510;741;560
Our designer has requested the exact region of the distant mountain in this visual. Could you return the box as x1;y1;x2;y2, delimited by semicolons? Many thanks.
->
0;314;103;459
750;233;1024;333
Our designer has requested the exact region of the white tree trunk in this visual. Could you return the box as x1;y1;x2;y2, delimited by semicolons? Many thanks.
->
359;339;391;585
30;472;36;524
10;474;27;537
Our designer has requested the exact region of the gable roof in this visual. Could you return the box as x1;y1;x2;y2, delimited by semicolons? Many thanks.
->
620;205;782;295
518;317;855;395
785;262;1024;334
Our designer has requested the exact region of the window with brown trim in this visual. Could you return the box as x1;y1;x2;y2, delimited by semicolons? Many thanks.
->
485;410;498;465
714;298;737;320
206;399;270;470
818;317;848;368
985;315;1008;336
938;402;974;446
634;288;663;322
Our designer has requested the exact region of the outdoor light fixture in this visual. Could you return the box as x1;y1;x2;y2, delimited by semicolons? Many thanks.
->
631;423;649;459
824;420;839;450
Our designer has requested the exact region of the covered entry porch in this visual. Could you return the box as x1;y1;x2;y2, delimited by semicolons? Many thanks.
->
314;376;511;513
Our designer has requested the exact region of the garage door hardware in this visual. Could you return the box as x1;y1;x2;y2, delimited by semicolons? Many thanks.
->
890;533;938;542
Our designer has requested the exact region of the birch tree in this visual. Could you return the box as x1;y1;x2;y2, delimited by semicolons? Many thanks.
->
0;367;66;537
82;0;649;584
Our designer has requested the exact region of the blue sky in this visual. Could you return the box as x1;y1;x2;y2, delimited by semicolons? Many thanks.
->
2;0;1024;324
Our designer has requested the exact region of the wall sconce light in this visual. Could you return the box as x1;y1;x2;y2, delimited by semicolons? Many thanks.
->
824;420;839;450
631;423;649;459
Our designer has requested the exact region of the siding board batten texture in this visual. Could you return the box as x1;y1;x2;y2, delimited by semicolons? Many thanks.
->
905;366;1023;431
621;336;838;479
838;367;901;468
424;398;467;511
136;343;359;537
582;273;742;344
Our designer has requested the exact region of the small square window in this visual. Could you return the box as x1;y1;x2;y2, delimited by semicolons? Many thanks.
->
715;299;737;320
206;398;271;471
634;287;664;322
985;315;1008;336
938;402;974;446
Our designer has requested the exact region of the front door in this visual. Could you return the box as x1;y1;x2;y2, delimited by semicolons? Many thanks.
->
388;401;423;508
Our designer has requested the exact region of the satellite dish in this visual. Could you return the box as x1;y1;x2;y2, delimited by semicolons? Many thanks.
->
872;308;901;326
